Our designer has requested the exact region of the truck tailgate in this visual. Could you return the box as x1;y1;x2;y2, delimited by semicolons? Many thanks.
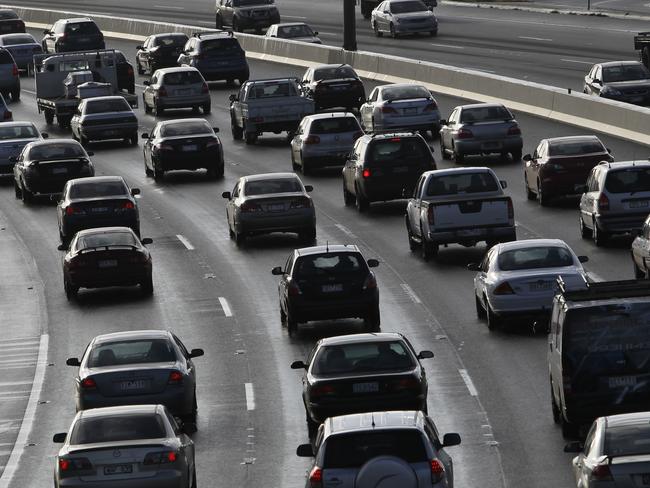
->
431;197;512;229
245;98;313;121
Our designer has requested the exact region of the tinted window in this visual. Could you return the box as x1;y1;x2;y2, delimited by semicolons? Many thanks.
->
310;117;360;134
69;180;128;198
70;415;166;444
243;178;302;195
234;0;273;5
153;35;188;47
0;11;18;20
606;423;650;456
295;253;363;279
0;49;13;64
391;0;428;13
0;124;38;140
425;172;498;196
381;85;430;101
605;168;650;194
313;340;415;375
497;246;574;271
323;430;427;468
28;143;85;160
65;22;101;36
248;82;297;98
370;137;429;164
548;140;606;157
602;64;650;82
162;70;203;85
1;35;34;45
77;231;137;250
85;98;131;114
199;38;242;54
313;66;357;80
461;105;513;123
88;339;177;367
278;24;313;38
160;121;212;137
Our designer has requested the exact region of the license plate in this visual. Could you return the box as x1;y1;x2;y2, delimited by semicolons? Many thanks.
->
609;376;637;388
118;379;149;391
98;259;118;268
181;144;198;152
393;166;409;173
481;142;502;150
91;207;109;213
267;203;285;212
529;281;553;291
630;200;649;209
104;464;132;475
175;89;192;96
51;167;68;174
403;108;418;115
353;382;379;393
322;283;343;293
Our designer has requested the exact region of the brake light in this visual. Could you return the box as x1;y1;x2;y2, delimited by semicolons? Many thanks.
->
241;201;262;213
506;197;514;220
168;371;183;384
457;128;473;139
144;450;178;465
423;102;437;112
288;281;302;296
158;86;167;97
311;384;336;397
362;168;371;178
80;377;96;389
598;193;609;212
362;273;377;290
507;125;521;136
127;66;133;76
11;64;18;77
430;459;445;483
58;459;70;471
206;139;220;148
59;457;92;472
65;206;85;216
390;137;401;142
591;464;613;481
427;205;434;225
121;201;135;210
4;111;11;120
391;377;419;391
290;197;311;209
69;258;89;270
304;135;320;145
494;282;515;295
201;82;209;94
308;466;323;488
154;143;173;151
381;106;398;114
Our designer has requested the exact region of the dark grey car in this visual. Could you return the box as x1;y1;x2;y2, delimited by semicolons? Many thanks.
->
215;0;280;33
0;33;42;72
584;61;650;106
0;47;19;101
66;330;204;422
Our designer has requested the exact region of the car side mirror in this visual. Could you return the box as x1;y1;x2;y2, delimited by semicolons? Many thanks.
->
564;441;583;453
142;80;151;86
417;350;434;359
314;31;319;35
190;348;204;358
296;444;314;457
271;266;284;275
222;191;231;199
578;255;589;263
141;133;149;139
229;94;237;102
575;184;588;194
523;154;532;162
593;78;601;85
290;360;307;369
141;237;153;245
500;180;507;189
42;132;49;139
57;244;67;251
213;127;220;133
53;433;67;443
86;151;94;156
367;259;379;268
467;263;481;271
442;433;461;447
8;156;16;162
65;357;80;366
439;119;447;125
131;188;141;196
304;185;314;193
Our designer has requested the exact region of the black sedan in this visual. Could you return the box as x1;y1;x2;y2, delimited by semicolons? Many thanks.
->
135;32;189;75
302;64;366;111
58;227;153;300
65;329;204;422
271;244;380;336
57;176;141;245
13;139;94;204
142;118;224;181
0;10;25;34
115;50;135;94
290;332;433;437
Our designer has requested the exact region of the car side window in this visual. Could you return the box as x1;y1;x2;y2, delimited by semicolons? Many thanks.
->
586;170;599;192
414;175;425;198
368;88;378;102
164;409;180;434
232;182;240;198
448;109;458;124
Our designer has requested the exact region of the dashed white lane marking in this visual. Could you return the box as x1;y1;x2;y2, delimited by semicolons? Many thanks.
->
283;15;307;19
400;283;422;304
335;223;358;239
22;89;35;95
218;297;233;317
431;43;464;49
518;36;553;41
153;4;185;9
0;334;48;488
245;383;255;411
459;368;478;397
176;234;195;251
561;58;594;65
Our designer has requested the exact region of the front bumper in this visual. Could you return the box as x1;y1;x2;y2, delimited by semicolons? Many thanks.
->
428;225;516;245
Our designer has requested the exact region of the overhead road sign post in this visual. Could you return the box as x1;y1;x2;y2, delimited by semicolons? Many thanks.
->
344;0;357;51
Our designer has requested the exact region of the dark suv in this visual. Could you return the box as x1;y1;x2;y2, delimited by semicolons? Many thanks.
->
42;18;105;53
215;0;281;33
177;32;249;84
136;33;189;75
342;132;436;212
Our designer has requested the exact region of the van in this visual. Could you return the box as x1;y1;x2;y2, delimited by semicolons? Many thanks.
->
548;279;650;439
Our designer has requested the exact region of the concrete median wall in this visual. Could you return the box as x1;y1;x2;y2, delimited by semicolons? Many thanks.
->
4;3;650;146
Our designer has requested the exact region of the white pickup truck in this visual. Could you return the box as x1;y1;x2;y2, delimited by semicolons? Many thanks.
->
405;167;516;259
229;77;314;144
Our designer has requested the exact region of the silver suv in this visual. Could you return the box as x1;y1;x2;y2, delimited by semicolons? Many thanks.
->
296;410;460;488
579;160;650;246
142;67;211;116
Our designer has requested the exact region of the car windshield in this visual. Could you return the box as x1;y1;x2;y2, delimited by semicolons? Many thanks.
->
294;253;364;279
88;339;176;367
310;117;360;134
604;168;650;194
1;35;34;45
160;121;212;137
425;172;499;196
313;65;357;80
461;105;512;123
313;341;415;375
370;138;429;164
391;0;428;13
323;430;427;468
234;0;273;5
68;180;128;198
28;143;84;160
602;65;650;82
548;139;605;156
0;125;38;140
65;22;100;35
85;99;131;114
163;70;203;85
200;38;241;54
382;85;429;101
606;423;650;457
70;415;166;444
497;246;574;271
278;24;313;38
0;11;18;20
248;82;297;98
153;35;187;47
244;178;302;195
77;231;137;250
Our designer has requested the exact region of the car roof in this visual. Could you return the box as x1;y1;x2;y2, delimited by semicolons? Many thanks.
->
156;66;200;74
600;160;650;170
314;63;353;70
58;17;95;24
92;329;171;345
325;411;424;437
318;332;405;347
567;295;650;309
77;404;162;419
599;60;644;68
457;102;507;110
246;78;296;85
158;118;210;127
303;112;356;121
74;226;136;238
242;172;299;182
69;175;125;185
545;135;602;145
82;95;130;103
196;33;237;41
494;238;569;253
0;33;34;40
0;120;36;127
294;244;360;256
604;411;650;428
424;166;495;178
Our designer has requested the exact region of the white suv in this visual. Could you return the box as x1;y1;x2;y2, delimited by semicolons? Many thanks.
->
579;160;650;246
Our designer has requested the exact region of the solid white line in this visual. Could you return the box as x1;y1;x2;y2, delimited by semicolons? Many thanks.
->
518;36;552;41
430;43;464;49
400;283;422;304
335;223;358;239
244;383;255;411
153;5;185;9
218;297;233;317
176;234;195;251
458;368;478;397
0;334;48;488
283;15;307;19
561;58;594;65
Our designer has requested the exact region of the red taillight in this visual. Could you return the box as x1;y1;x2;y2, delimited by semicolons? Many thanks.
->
206;139;220;148
391;377;419;391
591;464;613;481
457;128;473;139
362;273;377;290
65;206;84;216
81;377;96;389
288;281;302;296
4;111;11;120
128;253;149;264
11;64;18;77
309;466;323;488
390;137;401;142
290;197;311;209
201;83;209;94
241;201;262;213
144;451;178;465
381;106;398;114
158;86;168;97
430;459;445;483
127;66;134;76
424;102;437;112
58;457;91;472
494;282;515;295
59;459;70;471
304;135;320;145
168;371;183;384
121;201;135;210
362;168;371;178
598;193;609;212
506;197;514;220
154;143;173;151
427;205;434;225
167;451;177;462
507;125;521;136
311;384;336;397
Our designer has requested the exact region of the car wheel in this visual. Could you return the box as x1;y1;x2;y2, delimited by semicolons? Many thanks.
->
291;151;300;172
511;149;523;161
206;165;223;180
421;239;438;261
21;184;32;204
373;21;383;37
44;109;54;124
475;294;487;319
79;134;89;147
130;132;138;146
405;219;417;252
11;88;20;101
525;178;536;200
13;180;21;199
453;145;464;164
355;186;369;212
306;414;318;439
280;306;287;325
634;261;646;279
364;307;381;332
301;155;311;176
64;278;78;301
144;159;154;177
141;275;154;296
343;182;355;206
203;103;211;114
593;219;608;247
244;124;257;145
143;99;151;114
299;227;316;244
153;162;164;182
486;302;500;331
287;315;298;337
389;23;397;38
550;385;560;424
579;216;592;239
231;119;243;140
216;14;223;29
430;29;437;37
537;181;550;206
234;230;245;247
439;140;449;159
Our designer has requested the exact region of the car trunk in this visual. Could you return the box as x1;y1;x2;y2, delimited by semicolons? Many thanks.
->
431;196;511;229
0;20;24;34
542;154;606;186
154;45;184;64
165;84;203;97
87;363;176;397
386;97;430;117
609;454;650;486
32;160;89;193
463;120;516;145
295;268;366;300
160;134;216;154
311;372;420;400
498;269;584;297
245;193;310;215
315;78;362;94
75;247;143;277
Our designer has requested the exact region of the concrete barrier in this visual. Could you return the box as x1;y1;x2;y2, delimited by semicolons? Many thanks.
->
4;4;650;147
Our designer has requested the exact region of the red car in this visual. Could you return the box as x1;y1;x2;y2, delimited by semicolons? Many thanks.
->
523;135;613;206
58;227;152;301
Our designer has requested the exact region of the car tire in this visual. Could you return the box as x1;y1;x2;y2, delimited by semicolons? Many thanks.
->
364;307;381;332
301;155;311;176
144;159;154;177
141;275;154;296
440;140;449;159
234;230;245;247
306;414;318;439
525;179;536;200
430;30;437;37
475;294;487;319
244;122;257;144
551;386;560;424
406;219;417;252
232;18;241;32
79;134;89;147
537;182;550;207
287;315;298;337
373;22;383;37
143;99;151;114
579;216;592;239
191;466;197;488
355;186;369;212
207;165;223;180
44;109;54;124
593;219;608;247
11;88;19;101
343;183;355;206
153;103;164;116
299;227;317;244
421;239;438;261
634;261;646;279
13;180;21;199
453;145;464;164
64;278;78;301
389;23;397;38
21;184;32;204
153;162;164;182
511;149;522;161
231;120;243;140
129;132;138;146
203;103;211;114
486;303;500;331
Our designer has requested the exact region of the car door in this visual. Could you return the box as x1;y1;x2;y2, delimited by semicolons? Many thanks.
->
587;65;603;96
45;21;60;52
474;249;493;309
441;108;457;147
408;175;426;237
572;423;598;486
383;2;393;30
139;37;152;71
70;106;83;137
291;118;307;163
580;168;600;226
360;88;378;129
233;84;247;128
343;140;361;193
226;181;241;230
144;73;158;106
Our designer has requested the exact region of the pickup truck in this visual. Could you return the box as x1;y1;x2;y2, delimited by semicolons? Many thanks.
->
229;77;314;145
34;50;138;128
405;167;516;260
635;32;650;68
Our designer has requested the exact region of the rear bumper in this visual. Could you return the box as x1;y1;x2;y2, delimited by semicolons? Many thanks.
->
301;151;350;168
79;124;138;141
427;225;516;245
360;180;420;203
58;470;184;488
565;396;650;425
454;137;523;155
376;113;440;131
67;268;151;289
157;95;211;109
309;394;425;424
314;91;365;109
288;292;378;323
194;63;249;81
159;152;223;172
78;385;190;416
237;212;315;235
248;119;303;134
596;213;648;234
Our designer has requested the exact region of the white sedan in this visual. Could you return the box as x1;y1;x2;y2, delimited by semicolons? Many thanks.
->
469;239;589;330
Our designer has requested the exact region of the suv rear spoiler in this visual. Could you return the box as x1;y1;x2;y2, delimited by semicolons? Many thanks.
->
557;276;650;301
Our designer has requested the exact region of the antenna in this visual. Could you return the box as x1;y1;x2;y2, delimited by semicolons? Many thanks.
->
371;412;375;428
326;240;329;253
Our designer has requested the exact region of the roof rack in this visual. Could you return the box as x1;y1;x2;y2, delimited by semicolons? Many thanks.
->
557;276;650;302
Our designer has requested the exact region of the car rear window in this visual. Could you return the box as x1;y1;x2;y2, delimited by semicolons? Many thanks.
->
0;49;13;64
369;137;429;164
382;85;430;101
163;70;204;85
604;168;650;194
69;180;128;198
602;64;650;82
244;178;302;195
153;34;188;47
235;0;273;5
548;140;605;157
70;414;166;444
294;253;364;279
391;0;428;13
425;172;499;196
88;339;177;367
28;143;85;160
323;430;427;468
65;22;101;36
77;231;137;250
1;35;34;45
461;105;513;123
313;340;414;375
605;423;650;457
497;246;573;271
278;24;314;38
160;121;212;137
85;98;131;114
310;117;360;134
0;11;18;20
249;81;297;98
0;124;37;140
200;38;242;54
313;65;357;80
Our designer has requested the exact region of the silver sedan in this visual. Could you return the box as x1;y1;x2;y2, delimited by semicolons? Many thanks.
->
359;83;441;135
565;411;650;488
52;404;196;488
372;0;438;38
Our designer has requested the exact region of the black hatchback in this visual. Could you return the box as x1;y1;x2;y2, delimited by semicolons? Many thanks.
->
42;18;105;53
302;64;366;111
136;32;189;75
272;244;380;336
